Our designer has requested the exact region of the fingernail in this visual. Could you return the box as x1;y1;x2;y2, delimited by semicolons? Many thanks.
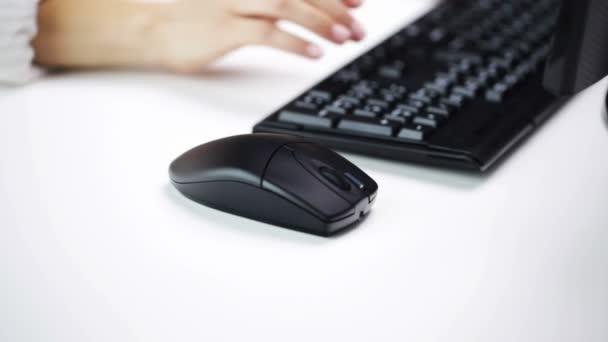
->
306;44;323;59
351;20;366;41
331;24;352;43
349;0;364;6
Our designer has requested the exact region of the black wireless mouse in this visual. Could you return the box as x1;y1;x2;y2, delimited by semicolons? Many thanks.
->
169;134;378;236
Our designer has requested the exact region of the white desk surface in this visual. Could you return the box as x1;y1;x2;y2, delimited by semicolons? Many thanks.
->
2;1;608;341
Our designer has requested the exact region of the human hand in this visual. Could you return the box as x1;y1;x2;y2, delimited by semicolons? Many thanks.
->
160;0;366;72
34;0;366;72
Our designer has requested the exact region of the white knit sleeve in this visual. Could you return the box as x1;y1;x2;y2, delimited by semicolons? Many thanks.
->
0;0;41;85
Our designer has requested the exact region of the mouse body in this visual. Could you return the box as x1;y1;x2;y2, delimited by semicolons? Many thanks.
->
169;134;378;236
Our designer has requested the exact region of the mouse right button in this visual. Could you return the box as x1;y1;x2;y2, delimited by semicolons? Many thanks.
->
287;143;378;203
262;148;355;222
343;172;366;191
319;167;352;191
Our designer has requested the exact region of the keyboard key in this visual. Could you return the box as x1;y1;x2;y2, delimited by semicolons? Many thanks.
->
414;115;440;128
435;50;484;64
322;106;348;116
370;46;388;60
379;85;408;101
378;92;400;103
353;109;379;118
391;105;418;118
301;95;328;107
347;89;371;100
331;99;356;112
485;82;511;103
367;99;390;109
424;82;450;95
354;80;380;90
426;103;453;117
479;36;506;52
351;55;377;74
425;74;456;94
448;37;467;50
395;104;422;115
398;124;434;142
334;70;361;83
409;88;440;104
440;94;466;108
378;66;403;79
293;101;318;111
382;114;408;124
485;63;507;80
338;117;401;137
429;28;447;43
470;72;492;87
513;63;533;79
436;71;460;84
383;84;408;95
389;35;407;49
464;76;487;90
489;56;515;69
503;74;520;87
382;117;408;126
348;80;378;99
450;62;471;76
405;99;426;109
337;96;361;105
452;85;479;99
308;90;332;101
364;103;386;115
405;24;422;37
512;40;533;55
278;110;337;128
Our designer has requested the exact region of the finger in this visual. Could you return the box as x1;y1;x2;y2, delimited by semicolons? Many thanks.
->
342;0;364;8
305;0;354;27
235;0;353;44
306;0;366;40
238;19;324;59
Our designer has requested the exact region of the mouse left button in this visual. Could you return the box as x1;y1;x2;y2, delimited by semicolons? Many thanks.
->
169;134;289;185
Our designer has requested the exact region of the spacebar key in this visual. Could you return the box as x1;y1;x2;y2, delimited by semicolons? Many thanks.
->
278;109;335;128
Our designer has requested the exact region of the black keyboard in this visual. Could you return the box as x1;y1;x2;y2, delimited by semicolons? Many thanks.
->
254;0;568;172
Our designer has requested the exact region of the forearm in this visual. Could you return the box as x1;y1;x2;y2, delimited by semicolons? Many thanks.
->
33;0;169;69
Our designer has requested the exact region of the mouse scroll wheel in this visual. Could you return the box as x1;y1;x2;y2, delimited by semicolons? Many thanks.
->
319;167;351;191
